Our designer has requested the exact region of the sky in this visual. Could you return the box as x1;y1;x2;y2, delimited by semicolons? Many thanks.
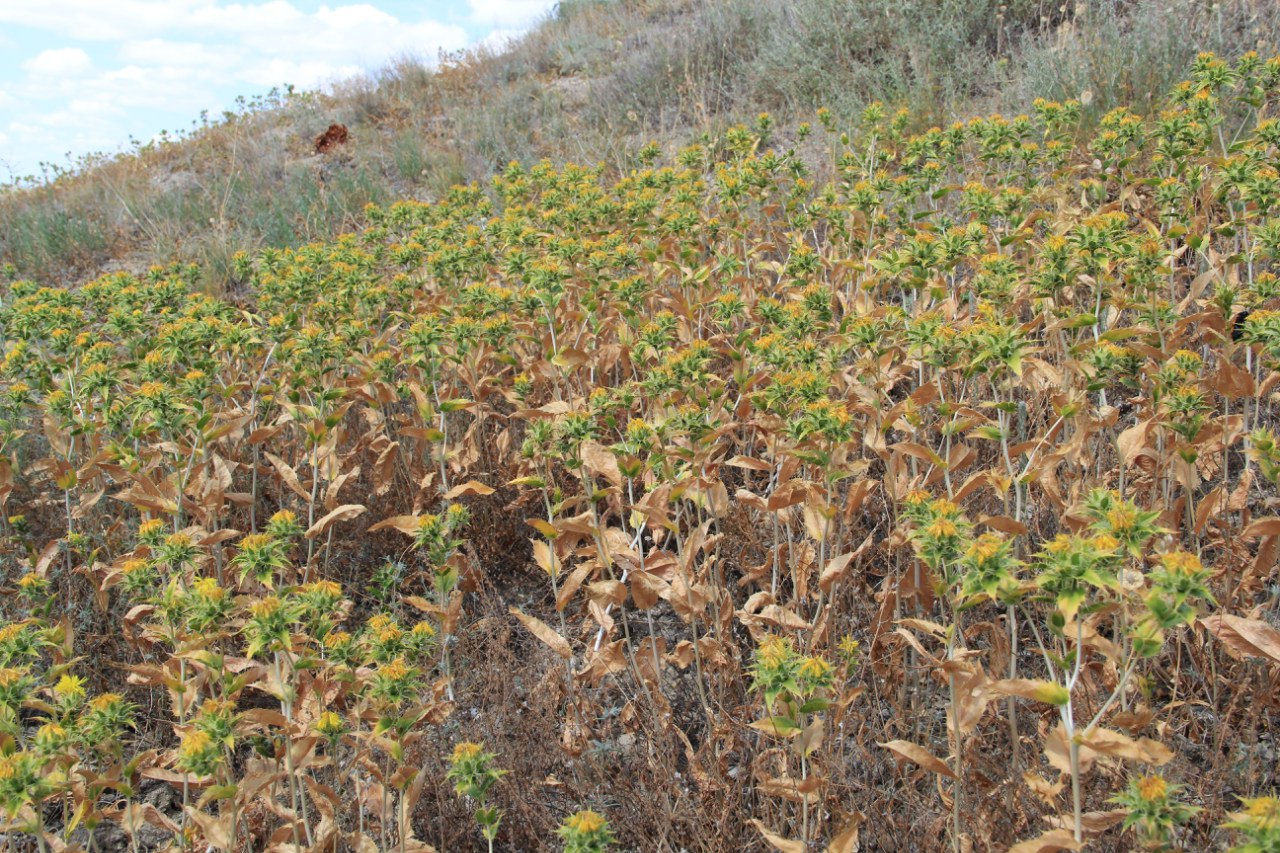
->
0;0;558;182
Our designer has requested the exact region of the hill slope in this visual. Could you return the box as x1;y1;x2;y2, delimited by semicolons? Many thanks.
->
0;47;1279;851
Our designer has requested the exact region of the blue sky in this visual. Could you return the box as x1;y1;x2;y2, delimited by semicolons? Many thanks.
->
0;0;558;182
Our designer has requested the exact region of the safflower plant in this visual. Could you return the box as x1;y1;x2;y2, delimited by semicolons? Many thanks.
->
0;50;1279;852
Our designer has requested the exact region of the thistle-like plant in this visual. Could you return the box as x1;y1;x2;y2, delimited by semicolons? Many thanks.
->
445;741;508;852
1110;773;1200;851
557;809;615;853
748;634;834;846
1222;795;1280;853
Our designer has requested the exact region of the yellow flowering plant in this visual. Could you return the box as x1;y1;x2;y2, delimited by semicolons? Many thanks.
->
445;740;507;852
557;809;614;853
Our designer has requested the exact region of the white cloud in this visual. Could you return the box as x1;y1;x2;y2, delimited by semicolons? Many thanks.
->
0;0;540;176
467;0;556;27
0;1;210;41
21;47;93;78
118;39;236;68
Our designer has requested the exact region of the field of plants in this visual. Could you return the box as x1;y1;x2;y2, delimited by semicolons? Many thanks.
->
1;52;1280;852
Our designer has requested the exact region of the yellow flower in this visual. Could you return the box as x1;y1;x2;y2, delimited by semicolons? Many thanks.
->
138;519;166;538
1160;551;1203;576
967;533;1004;562
314;711;345;737
903;490;931;507
1135;774;1168;802
322;630;352;648
451;741;483;763
930;498;960;517
756;636;791;671
238;533;274;552
563;810;607;834
90;692;125;712
1044;534;1073;555
307;579;343;598
926;518;958;539
190;577;225;601
269;509;297;526
1091;534;1120;553
54;673;86;701
380;659;410;682
1106;505;1137;532
798;656;831;681
35;722;66;750
250;596;283;618
178;729;214;761
1243;795;1280;825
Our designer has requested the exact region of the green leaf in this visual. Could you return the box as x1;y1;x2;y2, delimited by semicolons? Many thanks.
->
1056;588;1087;622
749;715;802;738
798;698;831;714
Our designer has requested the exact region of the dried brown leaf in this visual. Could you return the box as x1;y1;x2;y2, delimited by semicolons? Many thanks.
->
877;739;957;779
508;607;571;659
1007;828;1083;853
749;819;807;853
304;503;366;539
1202;613;1280;664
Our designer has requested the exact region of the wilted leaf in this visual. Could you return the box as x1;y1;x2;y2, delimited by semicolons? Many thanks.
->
825;812;865;853
1077;727;1173;765
527;518;558;538
508;607;571;659
1023;771;1065;806
1215;358;1256;397
265;453;310;501
749;819;806;853
1044;723;1090;775
580;441;623;488
799;717;825;756
368;515;422;535
756;775;820;804
1202;613;1280;664
818;552;856;593
184;807;232;850
1241;518;1280;538
304;503;366;539
1007;828;1083;853
988;679;1070;706
443;479;495;499
892;441;945;468
877;739;957;779
1115;420;1151;466
531;539;557;577
1045;809;1128;834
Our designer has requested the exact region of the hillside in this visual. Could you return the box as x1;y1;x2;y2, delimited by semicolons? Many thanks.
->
3;0;1280;291
2;3;1280;853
